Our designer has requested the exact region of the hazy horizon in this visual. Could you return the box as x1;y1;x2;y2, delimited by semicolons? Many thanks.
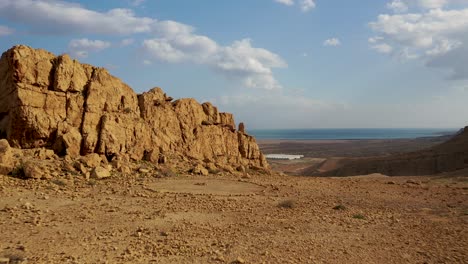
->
248;127;459;130
1;0;467;129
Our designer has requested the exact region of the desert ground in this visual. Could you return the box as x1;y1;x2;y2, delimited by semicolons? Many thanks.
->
1;164;467;263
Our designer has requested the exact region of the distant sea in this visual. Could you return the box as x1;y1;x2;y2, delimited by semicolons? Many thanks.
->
248;128;456;140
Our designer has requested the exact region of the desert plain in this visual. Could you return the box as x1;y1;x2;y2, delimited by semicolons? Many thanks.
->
0;138;467;264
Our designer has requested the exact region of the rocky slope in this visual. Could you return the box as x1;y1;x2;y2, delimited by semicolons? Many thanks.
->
0;45;267;177
316;127;468;176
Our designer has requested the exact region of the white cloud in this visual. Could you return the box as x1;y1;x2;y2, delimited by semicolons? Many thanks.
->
369;4;468;78
142;39;187;63
323;38;341;47
275;0;294;6
387;0;409;12
368;36;384;43
0;0;287;90
300;0;316;12
130;0;145;6
0;0;155;35
387;0;460;11
417;0;449;9
425;38;461;55
120;38;135;47
0;25;13;36
275;0;316;12
142;21;287;90
372;43;394;53
68;38;111;58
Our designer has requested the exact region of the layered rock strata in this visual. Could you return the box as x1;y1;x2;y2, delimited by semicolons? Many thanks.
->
0;45;268;172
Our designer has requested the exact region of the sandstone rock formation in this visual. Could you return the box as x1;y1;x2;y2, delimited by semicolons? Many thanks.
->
0;45;268;174
319;127;468;176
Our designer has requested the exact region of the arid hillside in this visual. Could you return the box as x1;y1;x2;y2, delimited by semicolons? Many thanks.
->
311;127;468;177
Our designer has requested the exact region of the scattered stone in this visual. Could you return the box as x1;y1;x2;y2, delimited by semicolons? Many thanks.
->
81;154;102;168
22;202;34;210
111;159;122;170
221;165;235;174
0;140;14;175
34;148;55;160
231;257;245;264
0;139;13;165
241;173;251;179
100;155;109;165
139;167;151;173
23;160;50;179
205;162;218;171
0;164;14;176
213;255;225;262
91;166;111;179
118;166;132;175
236;165;246;173
406;179;421;185
193;164;209;176
75;162;88;174
17;245;26;251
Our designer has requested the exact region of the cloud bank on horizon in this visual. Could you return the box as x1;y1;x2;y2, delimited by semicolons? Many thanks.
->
0;0;467;128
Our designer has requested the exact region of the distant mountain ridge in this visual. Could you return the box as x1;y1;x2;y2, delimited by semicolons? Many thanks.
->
311;126;468;176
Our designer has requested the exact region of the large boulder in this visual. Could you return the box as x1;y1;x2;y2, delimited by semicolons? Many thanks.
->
0;45;269;172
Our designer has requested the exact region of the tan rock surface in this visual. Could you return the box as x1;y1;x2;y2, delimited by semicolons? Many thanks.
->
91;166;111;179
0;45;268;172
0;139;14;175
0;139;12;165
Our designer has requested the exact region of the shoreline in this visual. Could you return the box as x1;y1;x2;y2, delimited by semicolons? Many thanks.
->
255;134;453;144
257;135;451;159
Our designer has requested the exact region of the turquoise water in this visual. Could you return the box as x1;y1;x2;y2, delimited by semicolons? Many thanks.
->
248;128;456;140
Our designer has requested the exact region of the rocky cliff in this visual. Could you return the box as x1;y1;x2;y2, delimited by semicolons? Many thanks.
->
319;127;468;176
0;45;268;174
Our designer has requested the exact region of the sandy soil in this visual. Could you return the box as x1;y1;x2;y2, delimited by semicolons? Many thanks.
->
1;172;467;264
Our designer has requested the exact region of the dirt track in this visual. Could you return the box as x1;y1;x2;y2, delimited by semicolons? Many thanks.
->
1;172;467;263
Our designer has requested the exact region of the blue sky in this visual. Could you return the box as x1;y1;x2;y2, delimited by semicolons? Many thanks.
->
1;0;467;129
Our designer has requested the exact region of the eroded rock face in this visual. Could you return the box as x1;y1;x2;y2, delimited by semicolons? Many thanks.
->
0;45;268;171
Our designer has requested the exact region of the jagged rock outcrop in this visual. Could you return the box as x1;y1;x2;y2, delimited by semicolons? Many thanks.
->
0;45;268;172
318;127;468;176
